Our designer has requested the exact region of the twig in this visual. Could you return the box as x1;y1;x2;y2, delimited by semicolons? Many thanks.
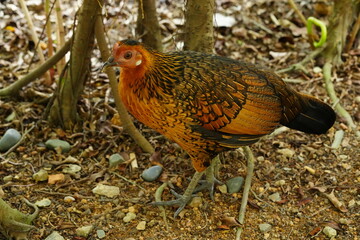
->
323;62;359;137
287;0;307;26
111;171;146;191
331;130;344;149
344;12;360;52
0;40;71;97
154;182;169;231
55;0;66;74
94;15;154;154
18;0;51;84
276;47;324;74
235;146;255;240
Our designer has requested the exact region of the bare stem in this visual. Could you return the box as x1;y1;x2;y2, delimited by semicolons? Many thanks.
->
94;15;154;154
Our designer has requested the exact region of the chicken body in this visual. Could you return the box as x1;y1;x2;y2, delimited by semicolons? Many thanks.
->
109;39;335;172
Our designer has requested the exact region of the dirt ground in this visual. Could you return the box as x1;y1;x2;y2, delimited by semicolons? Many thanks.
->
0;0;359;239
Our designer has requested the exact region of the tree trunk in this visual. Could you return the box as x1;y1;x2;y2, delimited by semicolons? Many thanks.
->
47;0;102;129
136;0;163;51
183;0;215;53
323;0;357;65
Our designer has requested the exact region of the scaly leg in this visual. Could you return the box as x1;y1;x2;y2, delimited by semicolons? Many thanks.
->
194;155;223;200
152;170;204;217
236;146;255;239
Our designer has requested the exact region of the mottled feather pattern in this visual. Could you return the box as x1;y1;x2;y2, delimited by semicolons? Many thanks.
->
115;40;335;171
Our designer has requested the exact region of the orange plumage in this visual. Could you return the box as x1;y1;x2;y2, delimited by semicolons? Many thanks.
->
107;39;335;172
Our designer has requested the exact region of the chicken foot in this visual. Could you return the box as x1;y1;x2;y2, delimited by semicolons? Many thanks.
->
152;170;204;217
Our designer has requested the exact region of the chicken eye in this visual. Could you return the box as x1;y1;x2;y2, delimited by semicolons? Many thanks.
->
124;51;132;59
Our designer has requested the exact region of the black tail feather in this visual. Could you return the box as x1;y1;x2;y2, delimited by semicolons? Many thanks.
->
284;97;336;134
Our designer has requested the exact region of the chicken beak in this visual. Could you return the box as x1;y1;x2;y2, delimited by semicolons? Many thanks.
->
101;56;118;72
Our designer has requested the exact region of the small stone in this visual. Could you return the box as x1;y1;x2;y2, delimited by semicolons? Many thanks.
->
48;173;65;184
348;199;356;208
64;196;75;203
35;198;52;207
128;206;136;213
259;223;272;232
218;184;227;194
44;231;65;240
339;218;351;225
76;225;93;237
188;196;203;208
141;165;163;182
62;164;81;174
323;226;337;238
313;66;322;73
96;229;106;239
92;183;120;198
123;212;137;223
33;169;49;182
276;148;295;158
355;96;360;103
45;139;71;153
0;128;21;152
274;180;286;186
268;192;281;202
226;176;244;194
109;153;124;168
136;221;146;230
3;175;13;182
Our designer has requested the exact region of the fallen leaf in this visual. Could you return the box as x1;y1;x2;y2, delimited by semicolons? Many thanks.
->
298;197;313;206
322;191;348;212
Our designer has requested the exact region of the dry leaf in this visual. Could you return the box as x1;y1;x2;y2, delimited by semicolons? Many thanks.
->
322;191;348;213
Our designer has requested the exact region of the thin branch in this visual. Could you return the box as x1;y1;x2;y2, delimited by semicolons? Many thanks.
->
323;62;359;137
18;0;52;84
94;15;154;154
236;146;255;240
0;40;71;97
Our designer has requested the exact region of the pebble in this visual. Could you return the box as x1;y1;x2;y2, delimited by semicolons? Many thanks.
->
339;218;351;225
123;212;137;223
96;229;106;239
76;225;93;237
109;153;125;168
92;183;120;198
48;174;65;184
64;196;75;203
136;221;146;230
62;164;81;174
259;223;272;232
0;128;21;152
274;180;286;186
35;198;52;207
355;96;360;103
33;169;49;182
268;192;281;202
188;196;203;208
323;226;337;238
44;231;65;240
276;148;295;158
226;176;244;194
141;165;163;182
218;184;227;194
45;139;71;153
348;199;356;208
3;175;13;182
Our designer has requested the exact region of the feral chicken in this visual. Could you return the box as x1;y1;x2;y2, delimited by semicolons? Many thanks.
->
103;39;336;217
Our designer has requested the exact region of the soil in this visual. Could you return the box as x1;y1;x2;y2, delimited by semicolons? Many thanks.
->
0;0;359;240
